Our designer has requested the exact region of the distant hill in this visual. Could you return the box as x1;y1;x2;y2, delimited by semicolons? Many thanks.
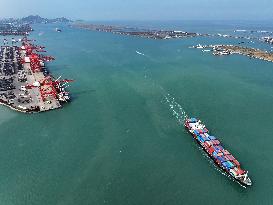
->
21;15;72;24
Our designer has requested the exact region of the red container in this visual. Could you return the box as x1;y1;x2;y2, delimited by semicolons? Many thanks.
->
237;168;245;175
233;159;240;167
223;150;230;155
204;141;211;148
208;147;215;154
214;140;220;145
228;155;235;160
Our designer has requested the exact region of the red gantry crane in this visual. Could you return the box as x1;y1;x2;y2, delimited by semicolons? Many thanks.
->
25;76;74;102
20;43;55;72
20;37;74;102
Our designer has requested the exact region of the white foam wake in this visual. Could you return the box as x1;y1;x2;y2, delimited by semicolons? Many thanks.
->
163;93;188;125
136;50;145;56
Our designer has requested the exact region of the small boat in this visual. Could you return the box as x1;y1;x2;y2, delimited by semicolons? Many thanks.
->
184;118;252;186
196;44;204;49
234;29;247;32
136;51;145;56
55;28;62;32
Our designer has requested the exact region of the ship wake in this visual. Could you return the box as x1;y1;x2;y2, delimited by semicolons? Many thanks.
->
136;50;146;56
163;93;188;125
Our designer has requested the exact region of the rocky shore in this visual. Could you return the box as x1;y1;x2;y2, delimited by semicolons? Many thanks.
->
193;44;273;63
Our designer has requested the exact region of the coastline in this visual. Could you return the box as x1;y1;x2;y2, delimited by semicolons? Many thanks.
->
72;22;200;40
0;100;38;113
194;44;273;63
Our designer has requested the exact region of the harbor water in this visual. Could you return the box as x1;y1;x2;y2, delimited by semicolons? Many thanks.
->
0;21;273;204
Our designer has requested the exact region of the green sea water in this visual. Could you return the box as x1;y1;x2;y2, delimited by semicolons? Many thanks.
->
1;21;273;204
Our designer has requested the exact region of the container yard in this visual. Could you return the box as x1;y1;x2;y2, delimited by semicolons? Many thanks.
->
0;23;32;36
0;37;73;113
185;118;252;186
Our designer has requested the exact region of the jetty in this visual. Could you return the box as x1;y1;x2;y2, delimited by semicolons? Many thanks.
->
0;38;73;113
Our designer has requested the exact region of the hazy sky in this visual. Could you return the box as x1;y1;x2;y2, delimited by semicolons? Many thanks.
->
1;0;273;20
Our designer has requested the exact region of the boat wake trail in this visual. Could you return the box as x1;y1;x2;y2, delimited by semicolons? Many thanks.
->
136;50;146;56
163;92;188;125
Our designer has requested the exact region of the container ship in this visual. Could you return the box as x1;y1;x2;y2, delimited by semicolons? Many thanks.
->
184;118;252;186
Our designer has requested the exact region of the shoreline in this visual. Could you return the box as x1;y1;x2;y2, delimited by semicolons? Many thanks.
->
193;44;273;63
72;23;200;40
0;100;38;113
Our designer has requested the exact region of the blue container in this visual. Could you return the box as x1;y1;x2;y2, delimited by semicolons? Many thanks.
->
218;156;227;162
222;162;231;169
221;161;227;166
215;145;223;152
189;118;197;123
194;130;199;135
213;151;218;157
208;136;216;140
217;145;224;150
214;148;221;153
227;161;234;168
217;156;225;162
197;136;204;143
203;137;210;141
197;136;202;142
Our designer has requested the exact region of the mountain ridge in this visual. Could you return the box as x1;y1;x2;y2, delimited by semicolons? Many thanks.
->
21;15;72;24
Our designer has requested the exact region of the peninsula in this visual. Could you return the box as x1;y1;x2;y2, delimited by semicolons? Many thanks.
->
194;44;273;63
72;23;200;40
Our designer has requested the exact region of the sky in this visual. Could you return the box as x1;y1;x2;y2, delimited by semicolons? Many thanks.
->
1;0;273;21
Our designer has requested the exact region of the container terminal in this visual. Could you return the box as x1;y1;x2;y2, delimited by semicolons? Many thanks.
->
0;37;73;113
185;118;252;186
